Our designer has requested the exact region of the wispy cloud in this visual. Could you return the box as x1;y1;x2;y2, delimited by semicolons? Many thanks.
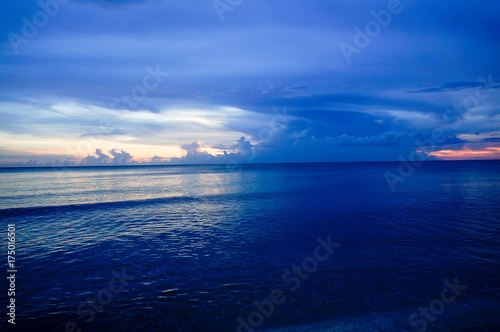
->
0;0;499;164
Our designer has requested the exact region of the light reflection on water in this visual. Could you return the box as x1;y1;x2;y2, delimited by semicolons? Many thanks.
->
0;166;243;209
0;162;499;331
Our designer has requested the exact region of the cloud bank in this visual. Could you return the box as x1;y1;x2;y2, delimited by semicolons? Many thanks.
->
0;0;499;165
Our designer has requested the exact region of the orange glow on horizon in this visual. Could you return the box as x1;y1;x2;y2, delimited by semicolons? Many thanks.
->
428;147;500;160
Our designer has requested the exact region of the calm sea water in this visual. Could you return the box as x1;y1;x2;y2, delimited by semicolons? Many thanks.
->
0;161;499;332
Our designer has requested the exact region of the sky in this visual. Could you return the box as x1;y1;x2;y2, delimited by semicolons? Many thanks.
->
0;0;499;166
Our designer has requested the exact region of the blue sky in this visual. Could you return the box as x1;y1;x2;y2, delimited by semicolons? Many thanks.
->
0;0;499;166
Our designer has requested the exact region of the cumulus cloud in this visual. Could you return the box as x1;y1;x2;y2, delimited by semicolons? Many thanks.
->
211;137;254;154
109;149;133;164
232;136;253;154
81;149;134;165
81;149;110;165
169;140;220;164
55;158;78;166
151;155;166;163
169;137;255;164
180;140;203;155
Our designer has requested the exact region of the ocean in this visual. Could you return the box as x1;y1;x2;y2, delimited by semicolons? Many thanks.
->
0;161;499;331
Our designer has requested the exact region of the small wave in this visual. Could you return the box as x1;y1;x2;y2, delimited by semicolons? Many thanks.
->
0;190;284;218
0;195;202;217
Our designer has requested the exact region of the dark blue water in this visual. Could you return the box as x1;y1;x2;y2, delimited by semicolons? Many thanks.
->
0;161;499;332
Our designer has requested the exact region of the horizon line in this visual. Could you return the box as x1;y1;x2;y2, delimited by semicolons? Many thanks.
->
1;159;499;170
